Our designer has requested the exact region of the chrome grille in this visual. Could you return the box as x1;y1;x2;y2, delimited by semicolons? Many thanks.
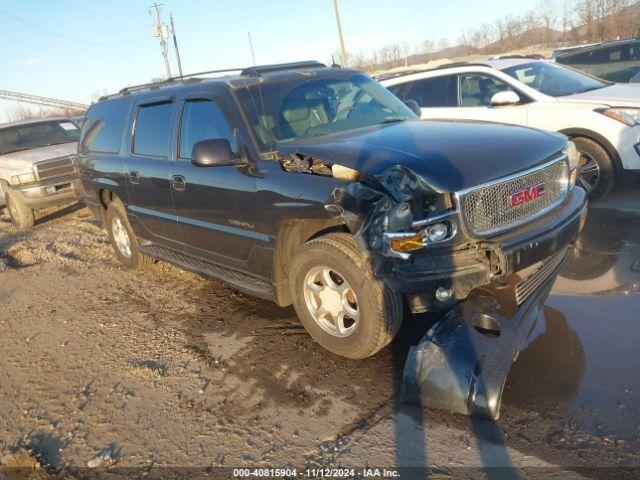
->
35;156;76;181
458;157;569;237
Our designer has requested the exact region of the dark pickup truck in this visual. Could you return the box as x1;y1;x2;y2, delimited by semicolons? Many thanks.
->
78;62;586;417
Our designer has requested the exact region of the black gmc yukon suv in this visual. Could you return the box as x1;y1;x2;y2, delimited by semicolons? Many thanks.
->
78;61;586;362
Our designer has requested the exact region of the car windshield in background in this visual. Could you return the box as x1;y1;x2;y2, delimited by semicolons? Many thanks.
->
502;62;608;97
236;72;415;150
0;120;80;155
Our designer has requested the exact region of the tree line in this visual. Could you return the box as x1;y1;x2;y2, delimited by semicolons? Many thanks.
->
341;0;640;71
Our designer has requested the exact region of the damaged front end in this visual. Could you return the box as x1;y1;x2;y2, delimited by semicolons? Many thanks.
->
279;150;586;419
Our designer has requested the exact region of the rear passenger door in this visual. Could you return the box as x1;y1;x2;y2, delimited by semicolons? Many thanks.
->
170;92;261;272
387;74;458;119
124;98;182;245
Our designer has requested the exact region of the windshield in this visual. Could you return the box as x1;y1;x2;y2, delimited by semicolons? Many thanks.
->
236;72;415;150
502;62;608;97
0;120;80;155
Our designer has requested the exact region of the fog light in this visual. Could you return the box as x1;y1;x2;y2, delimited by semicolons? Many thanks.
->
435;286;452;302
45;186;56;195
426;222;449;242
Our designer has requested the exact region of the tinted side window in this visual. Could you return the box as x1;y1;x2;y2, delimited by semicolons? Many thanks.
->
81;97;131;154
179;100;237;159
133;102;174;157
404;76;456;107
558;51;591;64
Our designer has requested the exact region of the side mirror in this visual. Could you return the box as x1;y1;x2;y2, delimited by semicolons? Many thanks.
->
404;99;422;117
490;90;521;107
192;139;244;167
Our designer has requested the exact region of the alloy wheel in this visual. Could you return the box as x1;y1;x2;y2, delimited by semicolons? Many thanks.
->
576;151;600;193
111;217;132;258
303;266;359;338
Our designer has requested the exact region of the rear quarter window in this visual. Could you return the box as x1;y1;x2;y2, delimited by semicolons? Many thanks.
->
80;97;131;154
399;75;457;108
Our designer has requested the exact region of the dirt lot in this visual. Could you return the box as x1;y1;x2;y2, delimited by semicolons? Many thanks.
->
1;189;639;479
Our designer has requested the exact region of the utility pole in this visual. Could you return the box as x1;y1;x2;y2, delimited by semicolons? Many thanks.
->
247;33;257;66
169;12;183;77
150;3;172;79
332;0;348;66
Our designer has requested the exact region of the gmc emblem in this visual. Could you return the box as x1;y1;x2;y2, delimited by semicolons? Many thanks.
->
510;183;546;206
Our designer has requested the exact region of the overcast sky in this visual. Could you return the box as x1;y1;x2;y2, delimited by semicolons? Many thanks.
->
0;0;539;119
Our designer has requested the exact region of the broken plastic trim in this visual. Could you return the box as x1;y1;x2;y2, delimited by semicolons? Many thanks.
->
402;254;566;420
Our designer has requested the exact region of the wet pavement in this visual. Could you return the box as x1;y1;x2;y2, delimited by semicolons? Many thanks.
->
503;192;640;455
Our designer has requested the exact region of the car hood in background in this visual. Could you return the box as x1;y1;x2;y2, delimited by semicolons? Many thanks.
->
278;120;566;193
0;142;77;177
560;83;640;107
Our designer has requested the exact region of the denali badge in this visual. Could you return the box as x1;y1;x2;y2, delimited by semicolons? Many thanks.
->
511;183;546;206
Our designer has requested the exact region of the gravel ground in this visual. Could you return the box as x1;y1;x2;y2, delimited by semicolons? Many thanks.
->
0;195;638;479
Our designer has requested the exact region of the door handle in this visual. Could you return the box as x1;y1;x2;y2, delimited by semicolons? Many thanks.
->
128;170;140;184
171;175;186;191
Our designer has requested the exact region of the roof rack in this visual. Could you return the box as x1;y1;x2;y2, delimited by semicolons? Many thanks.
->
240;61;326;77
98;61;330;101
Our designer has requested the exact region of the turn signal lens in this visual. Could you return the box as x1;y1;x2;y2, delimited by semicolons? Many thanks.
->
390;234;425;253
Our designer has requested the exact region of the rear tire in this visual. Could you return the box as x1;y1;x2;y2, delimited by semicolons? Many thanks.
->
105;200;154;270
289;232;403;359
572;137;615;199
5;191;35;231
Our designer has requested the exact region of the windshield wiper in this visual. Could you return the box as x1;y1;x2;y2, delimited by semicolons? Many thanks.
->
380;116;407;124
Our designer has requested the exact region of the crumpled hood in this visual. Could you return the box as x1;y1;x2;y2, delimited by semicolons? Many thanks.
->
278;120;566;193
0;142;77;178
559;83;640;107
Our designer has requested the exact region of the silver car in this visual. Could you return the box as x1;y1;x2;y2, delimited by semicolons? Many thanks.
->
0;117;82;230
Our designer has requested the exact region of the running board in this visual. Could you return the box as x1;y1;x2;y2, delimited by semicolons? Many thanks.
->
139;244;275;301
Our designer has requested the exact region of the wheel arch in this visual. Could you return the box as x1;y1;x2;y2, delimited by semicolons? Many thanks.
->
558;127;623;176
273;218;350;306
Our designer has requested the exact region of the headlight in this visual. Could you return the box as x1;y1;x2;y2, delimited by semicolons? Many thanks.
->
598;107;640;126
564;140;580;188
10;173;36;185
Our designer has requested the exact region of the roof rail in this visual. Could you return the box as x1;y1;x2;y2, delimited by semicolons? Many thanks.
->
98;61;328;101
111;67;245;98
240;61;326;77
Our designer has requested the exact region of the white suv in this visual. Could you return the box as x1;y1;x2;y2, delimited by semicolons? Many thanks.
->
381;59;640;198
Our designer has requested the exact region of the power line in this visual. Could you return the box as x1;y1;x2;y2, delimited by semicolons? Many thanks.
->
45;0;130;16
93;0;147;12
0;8;146;46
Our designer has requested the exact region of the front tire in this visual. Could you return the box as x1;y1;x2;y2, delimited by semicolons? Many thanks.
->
289;233;403;359
572;137;615;199
5;191;35;231
105;200;154;270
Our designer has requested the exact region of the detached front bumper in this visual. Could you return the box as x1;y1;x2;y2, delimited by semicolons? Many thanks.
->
9;175;83;210
390;187;587;311
402;256;562;419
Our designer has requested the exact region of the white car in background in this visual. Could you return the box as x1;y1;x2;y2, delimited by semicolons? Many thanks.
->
381;59;640;198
